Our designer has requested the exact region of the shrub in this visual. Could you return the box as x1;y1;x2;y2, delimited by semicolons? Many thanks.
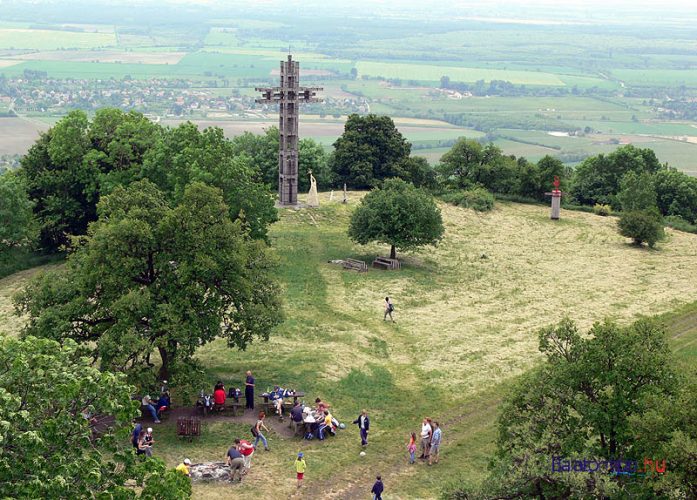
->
664;215;697;234
593;203;613;216
618;210;665;247
441;187;495;212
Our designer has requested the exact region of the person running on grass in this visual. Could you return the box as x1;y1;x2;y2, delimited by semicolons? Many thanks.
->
295;452;307;488
371;475;384;500
384;297;395;322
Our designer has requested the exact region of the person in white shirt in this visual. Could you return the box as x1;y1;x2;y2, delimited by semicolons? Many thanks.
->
419;417;432;459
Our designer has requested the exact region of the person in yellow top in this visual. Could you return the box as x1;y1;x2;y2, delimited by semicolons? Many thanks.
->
176;458;191;477
295;452;306;488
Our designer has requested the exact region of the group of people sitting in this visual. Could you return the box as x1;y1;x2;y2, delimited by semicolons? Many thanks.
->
289;398;342;440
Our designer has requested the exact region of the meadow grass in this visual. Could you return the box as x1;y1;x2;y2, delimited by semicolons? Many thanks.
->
2;199;697;498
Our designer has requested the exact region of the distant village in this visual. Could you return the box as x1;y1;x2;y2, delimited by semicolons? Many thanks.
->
0;73;368;119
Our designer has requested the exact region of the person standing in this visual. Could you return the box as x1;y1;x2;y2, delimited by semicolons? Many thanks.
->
371;475;384;500
383;297;395;322
226;445;245;482
143;427;155;457
131;423;143;450
429;422;442;465
252;411;270;451
419;417;432;460
245;371;255;410
352;409;370;447
295;452;307;488
407;432;417;464
235;438;255;473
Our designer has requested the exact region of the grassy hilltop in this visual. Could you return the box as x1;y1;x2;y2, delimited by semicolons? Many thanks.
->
2;194;697;498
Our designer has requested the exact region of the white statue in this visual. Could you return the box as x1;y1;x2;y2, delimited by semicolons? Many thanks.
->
307;171;319;207
329;190;334;201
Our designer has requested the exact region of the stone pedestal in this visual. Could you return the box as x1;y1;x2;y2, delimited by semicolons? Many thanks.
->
550;191;561;220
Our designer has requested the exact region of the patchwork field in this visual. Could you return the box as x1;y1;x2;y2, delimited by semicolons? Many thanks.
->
3;196;696;498
0;117;48;155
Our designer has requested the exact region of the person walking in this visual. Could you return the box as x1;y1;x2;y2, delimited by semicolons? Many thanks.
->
295;452;307;488
244;371;255;410
252;411;270;451
429;422;442;465
383;297;395;322
226;444;245;482
419;417;432;460
352;409;370;447
131;423;142;450
371;475;384;500
407;432;417;464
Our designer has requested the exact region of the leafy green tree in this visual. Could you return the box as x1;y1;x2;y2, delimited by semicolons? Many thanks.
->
348;178;444;259
437;137;484;189
397;156;437;189
572;145;661;206
298;137;332;192
20;110;92;249
229;127;279;188
0;171;36;252
141;123;277;240
446;318;678;499
332;114;411;188
618;210;665;247
617;171;657;212
15;180;282;382
653;167;697;223
0;335;191;499
537;155;568;199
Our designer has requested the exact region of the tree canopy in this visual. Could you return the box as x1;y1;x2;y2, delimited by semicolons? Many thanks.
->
348;178;444;259
449;317;693;499
0;171;36;252
571;145;661;207
332;114;411;188
0;335;191;499
15;180;283;383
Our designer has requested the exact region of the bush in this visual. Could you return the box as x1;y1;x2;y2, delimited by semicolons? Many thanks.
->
593;203;613;216
665;215;697;234
441;187;495;212
618;210;665;247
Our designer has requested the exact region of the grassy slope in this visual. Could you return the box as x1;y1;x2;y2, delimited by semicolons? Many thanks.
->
1;195;697;498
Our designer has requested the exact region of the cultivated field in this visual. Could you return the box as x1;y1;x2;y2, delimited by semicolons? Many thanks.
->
0;117;48;155
3;197;696;498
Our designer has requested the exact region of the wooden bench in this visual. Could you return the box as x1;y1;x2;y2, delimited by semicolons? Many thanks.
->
372;256;400;270
177;417;201;441
343;258;368;272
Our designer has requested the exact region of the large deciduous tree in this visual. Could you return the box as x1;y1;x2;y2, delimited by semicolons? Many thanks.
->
15;180;282;382
448;318;684;499
141;123;277;241
0;335;191;499
0;171;36;252
331;114;411;188
572;145;661;207
348;178;444;259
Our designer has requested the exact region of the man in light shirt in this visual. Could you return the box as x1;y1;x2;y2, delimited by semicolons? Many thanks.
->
429;421;442;465
419;417;432;460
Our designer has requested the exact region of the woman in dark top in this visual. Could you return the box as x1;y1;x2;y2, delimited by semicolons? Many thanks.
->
245;371;255;409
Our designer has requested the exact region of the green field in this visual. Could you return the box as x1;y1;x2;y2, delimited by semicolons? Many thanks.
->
3;196;697;498
0;27;116;50
356;61;566;85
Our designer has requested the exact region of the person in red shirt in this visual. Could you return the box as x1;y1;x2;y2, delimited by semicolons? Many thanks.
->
235;438;255;472
213;381;226;406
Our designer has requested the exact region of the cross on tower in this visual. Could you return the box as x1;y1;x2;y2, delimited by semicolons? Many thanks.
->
256;55;322;206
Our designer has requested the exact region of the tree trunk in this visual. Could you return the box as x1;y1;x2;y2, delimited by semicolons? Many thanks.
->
158;346;170;381
390;245;396;259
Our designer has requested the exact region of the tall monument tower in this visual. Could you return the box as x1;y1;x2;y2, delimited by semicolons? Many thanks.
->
256;55;322;206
